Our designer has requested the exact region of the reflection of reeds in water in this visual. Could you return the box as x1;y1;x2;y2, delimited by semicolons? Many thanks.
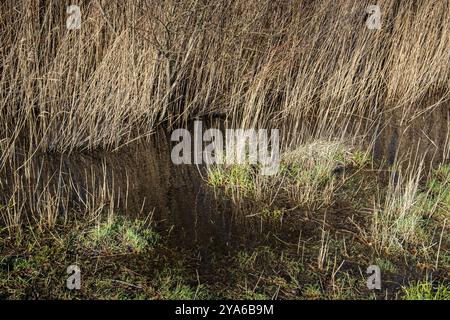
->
0;156;121;234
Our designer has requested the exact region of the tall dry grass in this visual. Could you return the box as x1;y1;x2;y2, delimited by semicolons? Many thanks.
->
1;0;448;153
0;0;449;233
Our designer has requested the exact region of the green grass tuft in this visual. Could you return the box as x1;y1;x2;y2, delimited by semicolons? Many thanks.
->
402;282;450;300
84;217;160;254
207;164;256;197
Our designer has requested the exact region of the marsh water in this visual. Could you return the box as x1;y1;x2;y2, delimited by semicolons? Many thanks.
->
4;107;449;254
32;132;241;251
